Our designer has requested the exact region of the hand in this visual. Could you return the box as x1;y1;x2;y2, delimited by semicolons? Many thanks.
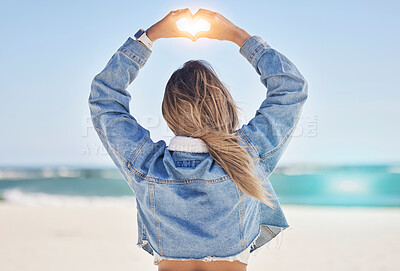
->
192;9;251;47
146;9;194;42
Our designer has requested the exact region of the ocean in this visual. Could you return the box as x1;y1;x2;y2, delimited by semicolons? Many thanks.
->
0;164;399;207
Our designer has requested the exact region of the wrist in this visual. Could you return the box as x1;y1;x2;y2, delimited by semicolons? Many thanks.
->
146;25;160;42
232;28;251;47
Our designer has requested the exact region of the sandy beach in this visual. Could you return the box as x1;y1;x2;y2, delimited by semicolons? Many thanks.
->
0;202;399;271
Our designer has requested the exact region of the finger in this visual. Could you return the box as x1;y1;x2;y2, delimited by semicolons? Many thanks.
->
173;8;192;19
193;9;215;22
178;30;195;41
194;8;216;16
170;8;184;14
193;30;210;41
178;7;192;14
168;8;184;18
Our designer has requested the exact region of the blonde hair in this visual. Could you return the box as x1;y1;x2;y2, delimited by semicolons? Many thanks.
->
162;60;276;208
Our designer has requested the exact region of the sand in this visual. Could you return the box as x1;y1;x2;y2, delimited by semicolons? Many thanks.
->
0;202;399;271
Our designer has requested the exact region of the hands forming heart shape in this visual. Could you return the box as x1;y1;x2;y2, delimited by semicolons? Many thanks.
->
146;8;250;45
176;17;211;39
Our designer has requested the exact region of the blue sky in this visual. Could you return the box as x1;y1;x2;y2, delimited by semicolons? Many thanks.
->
0;0;399;167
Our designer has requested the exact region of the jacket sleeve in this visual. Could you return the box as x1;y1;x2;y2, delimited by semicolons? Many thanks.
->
88;37;161;179
237;36;308;176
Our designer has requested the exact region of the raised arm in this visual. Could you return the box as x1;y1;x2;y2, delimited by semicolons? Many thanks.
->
88;9;194;178
193;9;308;175
88;37;154;175
238;36;308;175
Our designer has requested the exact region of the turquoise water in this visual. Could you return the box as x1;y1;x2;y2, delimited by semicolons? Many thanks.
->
0;165;399;207
272;165;400;207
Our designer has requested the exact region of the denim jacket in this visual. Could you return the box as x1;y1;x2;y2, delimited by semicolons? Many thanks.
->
88;35;308;261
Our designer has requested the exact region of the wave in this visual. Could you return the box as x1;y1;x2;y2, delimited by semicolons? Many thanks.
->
1;164;399;180
275;164;332;175
275;164;400;176
388;166;400;174
0;167;122;181
1;188;136;207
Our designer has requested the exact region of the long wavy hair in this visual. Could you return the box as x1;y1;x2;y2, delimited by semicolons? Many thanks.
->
162;60;276;208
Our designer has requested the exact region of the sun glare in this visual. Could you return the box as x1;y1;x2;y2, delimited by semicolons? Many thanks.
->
176;18;210;36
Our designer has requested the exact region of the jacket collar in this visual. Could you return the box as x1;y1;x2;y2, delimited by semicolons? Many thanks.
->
167;136;209;153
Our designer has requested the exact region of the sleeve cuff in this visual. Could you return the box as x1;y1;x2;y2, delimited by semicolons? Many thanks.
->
117;37;152;69
239;35;271;69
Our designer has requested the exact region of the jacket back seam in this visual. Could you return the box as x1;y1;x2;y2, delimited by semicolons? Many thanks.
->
238;189;246;250
127;162;231;184
128;136;149;166
149;182;163;256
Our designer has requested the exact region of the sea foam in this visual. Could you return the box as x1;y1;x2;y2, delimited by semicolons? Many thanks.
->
2;188;136;207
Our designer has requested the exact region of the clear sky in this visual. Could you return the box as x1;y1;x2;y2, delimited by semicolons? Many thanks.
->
0;0;399;167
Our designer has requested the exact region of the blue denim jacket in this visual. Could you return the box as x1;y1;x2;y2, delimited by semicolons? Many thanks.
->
88;35;308;261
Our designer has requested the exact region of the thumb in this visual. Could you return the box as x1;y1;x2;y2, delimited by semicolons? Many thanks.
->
179;30;195;41
193;31;209;41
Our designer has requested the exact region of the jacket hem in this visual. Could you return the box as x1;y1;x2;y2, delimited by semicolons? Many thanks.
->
137;224;289;265
249;224;289;254
152;246;252;266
